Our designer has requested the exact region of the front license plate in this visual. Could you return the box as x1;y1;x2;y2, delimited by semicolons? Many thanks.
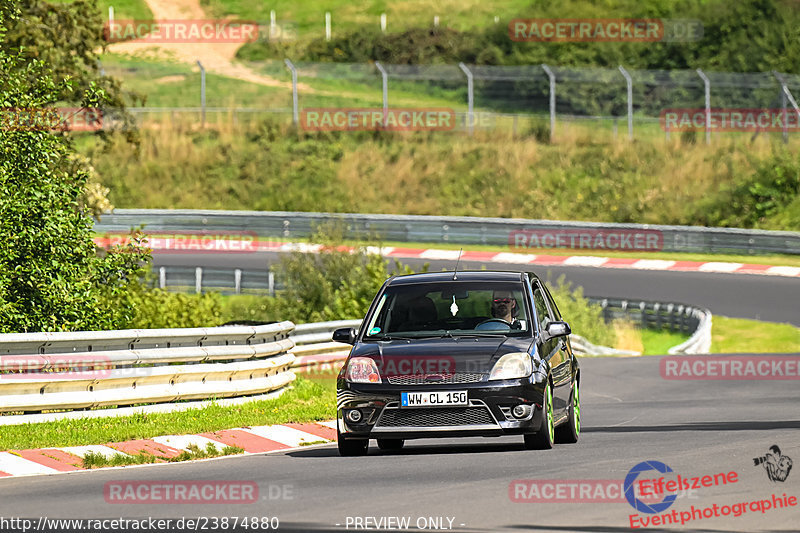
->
400;390;468;408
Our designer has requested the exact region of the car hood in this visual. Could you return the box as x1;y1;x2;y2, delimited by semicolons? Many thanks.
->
350;336;534;375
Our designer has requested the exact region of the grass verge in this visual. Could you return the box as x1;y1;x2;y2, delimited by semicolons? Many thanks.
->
81;442;244;469
0;377;335;452
712;316;800;353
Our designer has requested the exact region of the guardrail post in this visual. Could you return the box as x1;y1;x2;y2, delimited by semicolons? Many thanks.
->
638;301;647;329
234;268;242;294
541;64;556;141
284;59;299;126
458;62;474;135
375;61;389;120
159;266;166;289
618;66;633;140
195;267;203;294
696;68;711;144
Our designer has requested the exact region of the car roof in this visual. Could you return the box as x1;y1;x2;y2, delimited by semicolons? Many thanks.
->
386;271;530;286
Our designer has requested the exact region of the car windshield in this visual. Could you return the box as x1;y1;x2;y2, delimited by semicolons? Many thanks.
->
363;281;530;339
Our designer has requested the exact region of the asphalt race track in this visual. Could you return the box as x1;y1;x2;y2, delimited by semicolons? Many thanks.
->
1;356;798;532
1;250;797;532
154;251;800;326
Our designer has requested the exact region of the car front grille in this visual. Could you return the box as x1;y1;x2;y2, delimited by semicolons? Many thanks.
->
374;404;496;428
385;373;485;385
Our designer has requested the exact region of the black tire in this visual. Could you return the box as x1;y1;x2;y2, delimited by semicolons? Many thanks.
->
555;379;580;444
377;439;405;451
523;382;555;450
337;430;369;456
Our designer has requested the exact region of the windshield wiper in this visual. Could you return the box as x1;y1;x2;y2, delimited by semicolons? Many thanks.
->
440;332;507;339
368;335;416;341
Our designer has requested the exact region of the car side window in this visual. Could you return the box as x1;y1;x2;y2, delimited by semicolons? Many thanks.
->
533;288;551;332
542;284;562;321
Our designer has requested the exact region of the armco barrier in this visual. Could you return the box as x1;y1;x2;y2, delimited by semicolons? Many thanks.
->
0;322;295;414
291;298;713;365
95;209;800;256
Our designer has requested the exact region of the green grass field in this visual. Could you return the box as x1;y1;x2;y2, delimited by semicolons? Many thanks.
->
0;377;335;452
712;316;800;353
50;0;152;20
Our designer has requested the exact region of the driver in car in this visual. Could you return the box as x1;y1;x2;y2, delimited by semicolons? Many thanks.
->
491;290;517;323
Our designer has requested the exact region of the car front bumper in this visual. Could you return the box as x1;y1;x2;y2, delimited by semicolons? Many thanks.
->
336;378;546;440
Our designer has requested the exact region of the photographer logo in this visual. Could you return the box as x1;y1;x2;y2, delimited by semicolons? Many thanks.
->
754;445;793;483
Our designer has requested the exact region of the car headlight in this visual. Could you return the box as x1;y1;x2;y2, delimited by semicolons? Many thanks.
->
488;352;533;381
344;357;381;383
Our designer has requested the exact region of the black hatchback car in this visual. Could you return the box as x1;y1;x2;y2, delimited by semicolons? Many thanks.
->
333;271;580;456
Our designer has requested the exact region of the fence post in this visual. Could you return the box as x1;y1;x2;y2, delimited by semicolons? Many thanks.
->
781;86;788;144
284;59;299;125
325;12;331;41
541;64;556;141
696;68;711;144
375;61;389;118
458;63;474;135
196;60;206;128
270;10;276;39
434;16;439;27
618;66;633;140
195;267;203;294
772;71;800;144
380;13;387;32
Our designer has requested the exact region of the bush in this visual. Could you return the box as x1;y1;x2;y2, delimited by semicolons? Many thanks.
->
271;222;421;323
0;5;146;333
546;276;616;347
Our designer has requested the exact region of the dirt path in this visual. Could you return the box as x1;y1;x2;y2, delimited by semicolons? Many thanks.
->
108;0;302;90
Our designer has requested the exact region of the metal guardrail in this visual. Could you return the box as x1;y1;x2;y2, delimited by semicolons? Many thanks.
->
587;297;712;355
0;322;296;414
96;209;800;256
289;297;713;365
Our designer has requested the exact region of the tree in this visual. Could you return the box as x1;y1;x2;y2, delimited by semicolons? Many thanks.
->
4;0;143;143
0;2;148;333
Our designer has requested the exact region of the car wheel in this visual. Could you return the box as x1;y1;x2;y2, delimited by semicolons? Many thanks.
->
337;430;369;456
555;379;580;444
377;439;405;451
524;382;555;450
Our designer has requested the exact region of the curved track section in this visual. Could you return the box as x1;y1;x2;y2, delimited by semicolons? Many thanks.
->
155;252;800;326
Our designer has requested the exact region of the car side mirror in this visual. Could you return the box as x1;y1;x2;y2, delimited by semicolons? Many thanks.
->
541;321;571;343
332;327;356;345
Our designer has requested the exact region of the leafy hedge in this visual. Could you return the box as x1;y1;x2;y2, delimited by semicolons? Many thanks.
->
239;0;800;74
